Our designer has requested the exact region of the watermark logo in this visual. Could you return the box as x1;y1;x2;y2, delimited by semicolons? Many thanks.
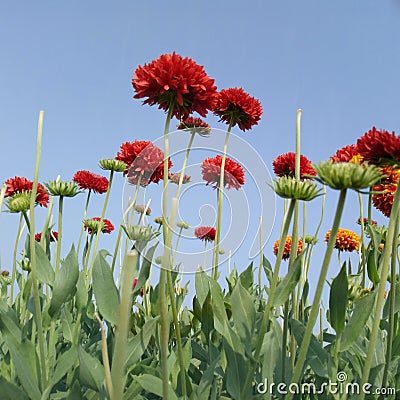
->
256;372;396;396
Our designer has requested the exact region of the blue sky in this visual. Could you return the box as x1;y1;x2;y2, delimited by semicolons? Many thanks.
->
1;1;400;292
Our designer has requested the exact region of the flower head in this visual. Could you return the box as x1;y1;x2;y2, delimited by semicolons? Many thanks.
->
127;143;172;186
4;176;49;207
84;217;114;234
356;217;377;226
5;192;31;213
169;173;191;185
177;221;190;229
272;176;322;201
313;161;381;190
99;159;127;172
356;127;400;166
273;236;303;260
116;140;152;175
213;87;262;131
73;170;109;194
123;224;160;243
325;228;360;252
35;231;58;242
135;205;152;215
201;155;245;190
372;167;400;217
177;116;211;136
45;180;81;197
272;152;316;180
194;226;216;242
154;217;164;225
330;144;362;164
132;52;217;119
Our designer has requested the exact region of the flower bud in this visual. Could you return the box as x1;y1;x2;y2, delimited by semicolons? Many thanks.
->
176;221;190;229
45;180;81;197
6;192;31;213
272;177;322;201
99;159;127;172
123;224;160;243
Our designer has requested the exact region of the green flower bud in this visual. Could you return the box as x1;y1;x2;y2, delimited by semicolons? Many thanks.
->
99;159;127;172
154;217;164;225
176;221;190;229
218;248;225;255
313;161;381;190
123;224;160;243
304;235;318;245
272;177;322;201
155;256;163;265
6;192;31;213
45;180;81;197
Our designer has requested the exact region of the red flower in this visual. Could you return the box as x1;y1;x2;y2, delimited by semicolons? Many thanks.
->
127;143;172;186
84;217;114;234
177;116;211;135
356;217;377;226
194;226;216;242
116;140;152;175
213;87;262;131
272;152;316;179
132;52;217;119
132;277;145;297
330;144;362;164
169;173;191;184
73;170;109;194
201;155;245;190
35;231;58;242
356;127;400;166
372;167;400;217
4;176;49;207
325;228;360;252
273;236;303;260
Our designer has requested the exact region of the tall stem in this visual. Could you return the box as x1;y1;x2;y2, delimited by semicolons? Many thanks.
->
241;199;296;397
77;190;91;255
213;123;233;279
29;110;48;387
9;214;24;306
55;196;64;274
359;183;400;400
288;189;347;398
160;107;174;400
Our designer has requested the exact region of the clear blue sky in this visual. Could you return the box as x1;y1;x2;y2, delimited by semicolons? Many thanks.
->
1;1;400;289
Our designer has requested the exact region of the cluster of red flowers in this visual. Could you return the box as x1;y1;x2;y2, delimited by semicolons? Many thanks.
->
194;226;216;242
372;167;400;217
272;152;316;179
34;231;58;242
325;228;360;252
132;52;217;119
177;116;211;135
116;140;172;186
273;236;303;260
201;155;245;190
73;170;109;194
330;144;362;164
4;176;49;207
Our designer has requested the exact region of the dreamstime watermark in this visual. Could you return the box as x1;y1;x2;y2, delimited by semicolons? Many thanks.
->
256;372;396;396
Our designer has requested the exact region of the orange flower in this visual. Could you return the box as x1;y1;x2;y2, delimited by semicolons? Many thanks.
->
325;228;360;252
273;236;303;260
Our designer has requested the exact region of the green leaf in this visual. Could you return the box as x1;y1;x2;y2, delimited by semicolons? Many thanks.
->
223;337;250;400
6;338;41;400
272;254;302;307
262;255;273;284
132;243;157;298
41;347;78;400
201;292;214;340
78;347;105;392
230;281;255;354
329;263;348;334
341;291;377;351
0;300;22;341
0;377;29;400
75;272;88;311
134;374;178;400
383;282;400;319
48;245;79;318
195;359;218;400
208;278;228;335
34;241;55;286
238;262;253;290
195;269;210;308
367;249;380;285
125;317;159;367
291;319;333;378
61;307;74;342
92;252;119;325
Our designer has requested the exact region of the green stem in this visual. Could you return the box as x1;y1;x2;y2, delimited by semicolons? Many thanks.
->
160;106;174;400
241;199;296;397
86;170;114;289
171;227;183;267
77;190;91;255
213;123;233;279
358;192;367;287
9;214;24;306
55;196;64;274
258;216;263;292
111;251;137;400
29;110;48;388
288;188;347;398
